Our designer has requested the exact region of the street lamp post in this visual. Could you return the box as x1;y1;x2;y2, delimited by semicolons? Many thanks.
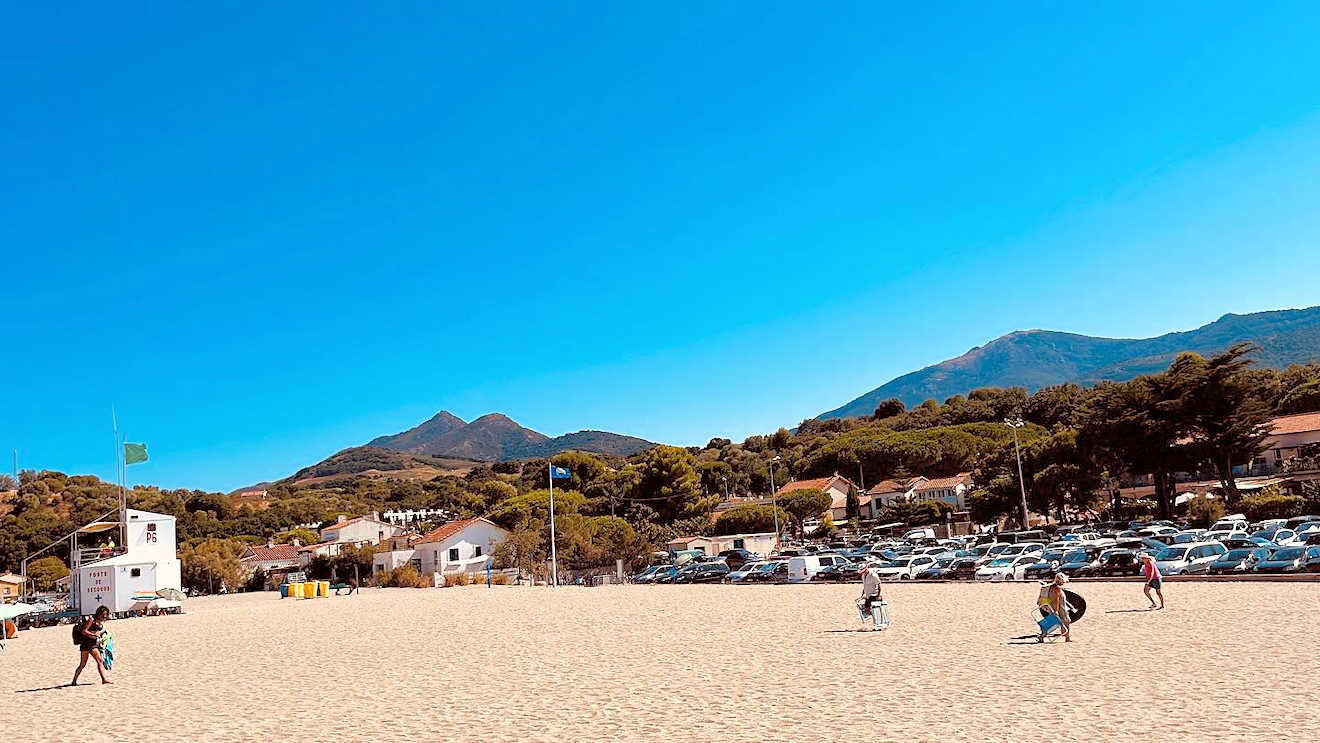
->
769;455;782;548
1005;418;1030;529
722;476;729;501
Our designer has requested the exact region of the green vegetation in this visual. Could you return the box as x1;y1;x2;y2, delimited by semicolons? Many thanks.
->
4;345;1320;582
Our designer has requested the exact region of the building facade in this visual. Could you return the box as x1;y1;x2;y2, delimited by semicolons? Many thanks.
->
414;518;510;576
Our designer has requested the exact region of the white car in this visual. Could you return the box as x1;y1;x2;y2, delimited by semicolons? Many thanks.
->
1170;529;1205;544
1155;541;1228;575
871;555;936;580
974;555;1038;581
1061;532;1102;543
1138;525;1179;538
1203;529;1249;543
997;543;1045;559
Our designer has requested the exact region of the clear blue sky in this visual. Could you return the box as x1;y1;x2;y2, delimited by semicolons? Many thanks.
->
5;3;1320;492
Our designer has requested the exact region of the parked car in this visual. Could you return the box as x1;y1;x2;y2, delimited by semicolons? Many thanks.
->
1254;546;1309;574
787;554;852;583
631;565;670;583
1170;530;1206;544
811;561;866;583
726;561;768;583
974;555;1038;582
740;561;789;583
678;562;730;583
915;557;957;580
997;543;1045;560
649;565;682;584
1094;549;1143;577
1251;527;1295;545
1218;536;1259;550
1056;548;1103;576
717;549;758;571
1155;541;1228;575
871;555;937;581
949;557;981;580
1023;549;1069;579
1306;546;1320;571
1207;548;1272;575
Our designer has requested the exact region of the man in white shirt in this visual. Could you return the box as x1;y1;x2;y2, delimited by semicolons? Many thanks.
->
858;563;889;631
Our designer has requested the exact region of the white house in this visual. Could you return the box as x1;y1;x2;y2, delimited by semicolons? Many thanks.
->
320;513;406;545
371;535;421;575
70;509;182;615
866;476;927;515
238;543;301;577
414;518;509;576
912;472;974;510
666;532;778;557
1248;412;1320;474
776;474;859;523
1;572;24;601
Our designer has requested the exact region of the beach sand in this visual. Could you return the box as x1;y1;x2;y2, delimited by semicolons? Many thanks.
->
5;581;1317;742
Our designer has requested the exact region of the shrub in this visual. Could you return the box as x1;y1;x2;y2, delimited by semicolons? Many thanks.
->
1240;486;1305;522
1185;495;1225;529
380;565;428;588
491;573;510;585
443;571;471;587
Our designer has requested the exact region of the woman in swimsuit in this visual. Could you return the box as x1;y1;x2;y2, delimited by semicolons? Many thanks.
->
72;606;112;685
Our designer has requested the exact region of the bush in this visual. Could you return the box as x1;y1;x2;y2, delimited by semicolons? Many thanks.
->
1240;487;1305;522
491;573;510;585
1185;495;1225;529
443;571;472;587
379;565;429;588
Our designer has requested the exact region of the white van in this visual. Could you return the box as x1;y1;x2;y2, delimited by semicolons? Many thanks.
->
904;527;936;540
787;554;850;582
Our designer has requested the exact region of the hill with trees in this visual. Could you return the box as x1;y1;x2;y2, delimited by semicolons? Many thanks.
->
821;305;1320;419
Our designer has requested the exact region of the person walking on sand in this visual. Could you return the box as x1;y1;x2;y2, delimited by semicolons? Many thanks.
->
1037;573;1071;643
1140;553;1164;609
858;562;887;631
72;606;112;685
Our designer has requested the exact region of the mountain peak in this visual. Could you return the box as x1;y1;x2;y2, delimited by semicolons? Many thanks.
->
820;305;1320;419
365;412;656;461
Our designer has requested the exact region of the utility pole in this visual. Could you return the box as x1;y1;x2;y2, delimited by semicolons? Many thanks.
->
1005;418;1030;529
769;455;782;548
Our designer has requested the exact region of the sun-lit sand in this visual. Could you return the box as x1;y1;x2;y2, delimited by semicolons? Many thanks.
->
5;581;1318;742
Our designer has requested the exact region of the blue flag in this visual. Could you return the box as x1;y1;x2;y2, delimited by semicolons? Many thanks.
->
550;465;571;479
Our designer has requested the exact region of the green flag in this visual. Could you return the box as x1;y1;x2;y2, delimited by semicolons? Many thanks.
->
124;442;148;465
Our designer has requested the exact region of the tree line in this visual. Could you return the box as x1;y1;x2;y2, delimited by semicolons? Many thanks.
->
3;344;1319;586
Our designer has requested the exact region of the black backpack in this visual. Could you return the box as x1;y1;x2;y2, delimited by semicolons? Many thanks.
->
71;622;82;646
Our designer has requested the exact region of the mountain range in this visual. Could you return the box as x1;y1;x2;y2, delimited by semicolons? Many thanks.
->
367;411;656;461
820;305;1320;419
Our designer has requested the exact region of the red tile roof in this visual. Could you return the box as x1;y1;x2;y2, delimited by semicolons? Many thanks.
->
866;476;926;495
242;544;300;562
777;475;854;496
297;541;333;553
1270;412;1320;436
915;472;973;491
417;518;484;546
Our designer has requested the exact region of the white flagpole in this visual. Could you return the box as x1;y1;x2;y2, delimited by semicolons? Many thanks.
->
548;462;558;587
112;406;125;522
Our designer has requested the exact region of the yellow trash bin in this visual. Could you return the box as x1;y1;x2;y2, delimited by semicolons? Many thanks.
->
318;581;330;597
290;582;304;599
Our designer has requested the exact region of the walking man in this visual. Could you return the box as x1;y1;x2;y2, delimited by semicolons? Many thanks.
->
858;562;888;631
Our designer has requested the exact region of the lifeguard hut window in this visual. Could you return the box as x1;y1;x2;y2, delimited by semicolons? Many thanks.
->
147;524;157;532
131;568;142;578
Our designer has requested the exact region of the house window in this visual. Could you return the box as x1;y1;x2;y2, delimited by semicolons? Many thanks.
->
733;539;745;549
130;568;141;578
448;548;460;562
473;546;482;557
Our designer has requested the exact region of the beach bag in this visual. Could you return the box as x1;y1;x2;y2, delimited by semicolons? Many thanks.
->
72;623;83;646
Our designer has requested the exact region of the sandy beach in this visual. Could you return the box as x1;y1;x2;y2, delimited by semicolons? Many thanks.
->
4;581;1317;743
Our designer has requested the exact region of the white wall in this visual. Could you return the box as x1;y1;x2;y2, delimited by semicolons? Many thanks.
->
416;521;507;574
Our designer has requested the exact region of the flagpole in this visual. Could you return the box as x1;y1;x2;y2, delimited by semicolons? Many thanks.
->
548;462;558;588
112;406;125;522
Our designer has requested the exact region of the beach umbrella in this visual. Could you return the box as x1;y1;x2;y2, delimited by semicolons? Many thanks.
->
156;588;185;601
0;603;37;621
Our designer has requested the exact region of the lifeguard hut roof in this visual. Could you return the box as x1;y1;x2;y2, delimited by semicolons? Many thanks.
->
77;521;119;534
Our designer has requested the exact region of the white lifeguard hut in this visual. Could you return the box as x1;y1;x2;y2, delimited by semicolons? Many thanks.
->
68;509;182;615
